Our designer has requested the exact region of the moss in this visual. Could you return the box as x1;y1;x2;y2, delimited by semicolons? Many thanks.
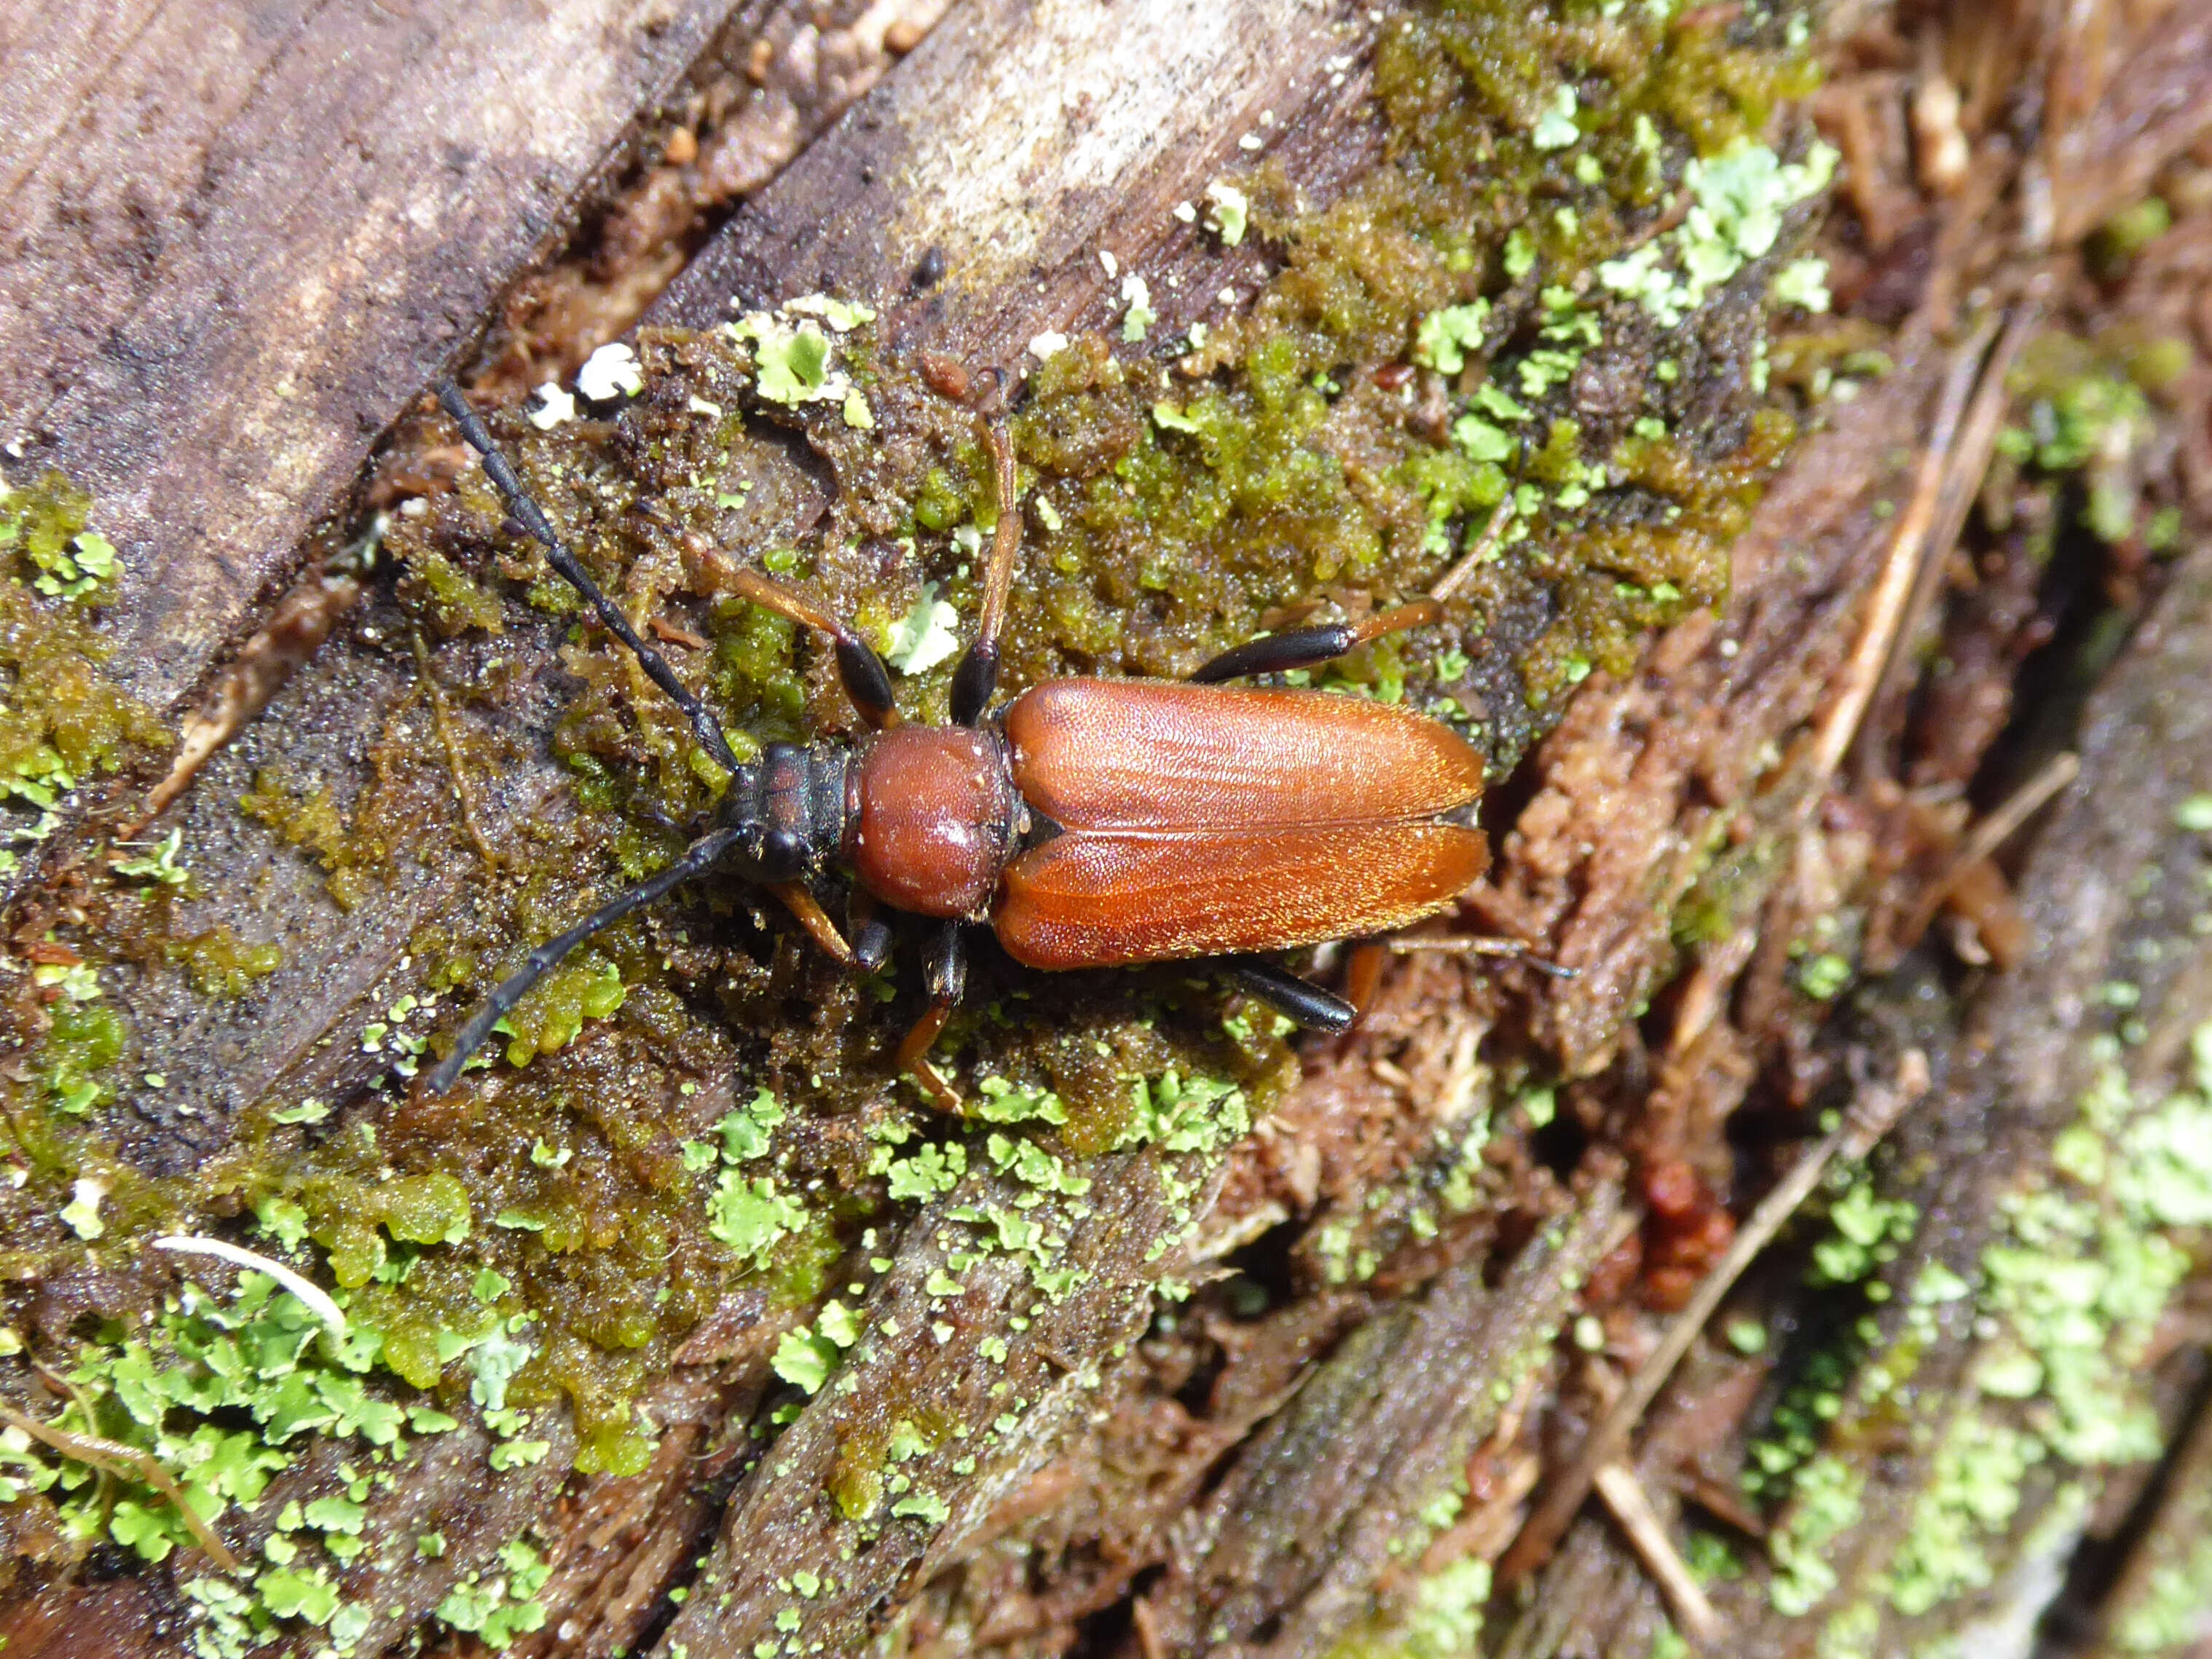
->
165;925;285;998
1323;1557;1492;1659
0;472;168;874
397;546;505;637
238;770;360;907
1997;328;2194;548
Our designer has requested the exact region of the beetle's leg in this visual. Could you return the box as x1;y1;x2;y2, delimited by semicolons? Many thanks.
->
949;417;1021;726
684;538;901;731
896;922;968;1113
1189;599;1444;685
770;881;859;967
1390;935;1579;979
1339;939;1388;1030
847;889;894;974
438;384;746;775
1219;955;1356;1034
423;822;748;1095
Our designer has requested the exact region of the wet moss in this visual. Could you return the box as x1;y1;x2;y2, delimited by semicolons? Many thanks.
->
165;925;285;998
0;472;168;872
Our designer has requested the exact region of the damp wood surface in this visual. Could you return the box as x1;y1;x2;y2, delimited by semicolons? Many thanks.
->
0;0;940;727
4;1;2212;1658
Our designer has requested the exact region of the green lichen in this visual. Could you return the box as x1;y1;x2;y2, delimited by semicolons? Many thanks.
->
2110;1528;2212;1654
434;1534;552;1650
0;1270;460;1657
1769;1454;1867;1615
1885;1416;2044;1616
1767;1025;2212;1630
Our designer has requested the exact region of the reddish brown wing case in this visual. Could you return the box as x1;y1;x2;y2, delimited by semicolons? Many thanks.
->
1003;679;1483;830
993;679;1488;969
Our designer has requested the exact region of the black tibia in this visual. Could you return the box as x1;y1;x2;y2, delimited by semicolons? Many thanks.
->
848;893;894;974
924;921;968;1007
1219;955;1357;1035
436;382;744;776
1189;599;1444;685
423;824;746;1095
951;419;1023;727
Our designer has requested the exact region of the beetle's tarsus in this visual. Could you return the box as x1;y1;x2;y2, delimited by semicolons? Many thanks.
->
894;922;969;1109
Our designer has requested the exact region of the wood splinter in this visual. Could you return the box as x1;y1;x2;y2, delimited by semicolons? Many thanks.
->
1593;1461;1720;1645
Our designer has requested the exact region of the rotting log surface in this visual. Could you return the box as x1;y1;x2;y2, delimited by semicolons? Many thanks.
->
0;0;942;729
0;0;745;713
4;2;2212;1659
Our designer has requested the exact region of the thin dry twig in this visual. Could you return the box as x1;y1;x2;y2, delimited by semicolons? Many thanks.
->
1886;749;2082;957
1673;319;2009;1057
1496;1050;1927;1585
1857;304;2039;779
1808;315;2002;785
0;1399;243;1572
1937;749;2082;879
1593;1462;1719;1644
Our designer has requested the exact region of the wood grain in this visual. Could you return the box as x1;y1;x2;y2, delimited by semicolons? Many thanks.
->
652;0;1378;352
0;0;741;714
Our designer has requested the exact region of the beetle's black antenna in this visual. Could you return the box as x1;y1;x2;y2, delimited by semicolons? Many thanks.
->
423;823;747;1095
436;381;744;776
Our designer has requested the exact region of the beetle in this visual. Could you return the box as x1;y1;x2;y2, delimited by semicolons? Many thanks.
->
424;380;1540;1109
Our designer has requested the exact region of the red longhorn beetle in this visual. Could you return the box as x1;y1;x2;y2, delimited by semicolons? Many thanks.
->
425;382;1553;1109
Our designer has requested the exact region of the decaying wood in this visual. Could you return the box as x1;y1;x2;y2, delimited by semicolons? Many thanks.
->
650;0;1377;349
0;0;944;751
2;1;1402;1651
1138;1189;1623;1657
7;0;2212;1655
0;0;741;713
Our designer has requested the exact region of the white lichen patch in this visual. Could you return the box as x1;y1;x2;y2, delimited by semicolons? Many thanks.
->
724;294;875;411
883;583;962;675
575;342;644;403
525;382;577;429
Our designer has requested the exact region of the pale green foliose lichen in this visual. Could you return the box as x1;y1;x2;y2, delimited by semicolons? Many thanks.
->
1599;138;1838;326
